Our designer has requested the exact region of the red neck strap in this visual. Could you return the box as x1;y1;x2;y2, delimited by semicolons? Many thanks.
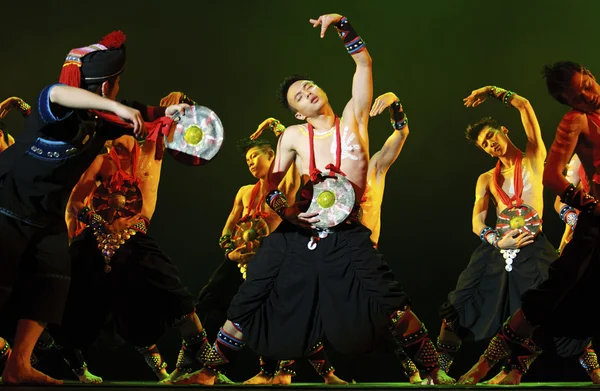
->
493;152;524;208
242;181;269;221
108;141;140;191
307;116;343;182
91;110;173;160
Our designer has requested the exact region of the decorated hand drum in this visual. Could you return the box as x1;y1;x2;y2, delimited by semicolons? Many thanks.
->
232;217;270;257
495;204;541;237
166;105;224;166
92;183;143;223
305;173;356;229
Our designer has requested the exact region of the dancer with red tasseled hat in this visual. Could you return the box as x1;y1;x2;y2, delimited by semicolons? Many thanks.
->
0;31;188;385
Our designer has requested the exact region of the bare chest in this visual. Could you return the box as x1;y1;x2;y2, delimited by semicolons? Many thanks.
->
294;125;366;175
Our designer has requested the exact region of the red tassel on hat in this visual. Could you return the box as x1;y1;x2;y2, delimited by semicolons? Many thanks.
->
59;62;82;88
99;31;126;49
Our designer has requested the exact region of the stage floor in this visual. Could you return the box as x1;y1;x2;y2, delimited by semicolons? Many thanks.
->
1;382;599;390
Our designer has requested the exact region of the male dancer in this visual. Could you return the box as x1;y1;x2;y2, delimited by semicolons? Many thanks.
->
195;123;346;385
56;99;214;383
459;61;600;385
176;12;453;385
0;31;186;384
436;85;558;380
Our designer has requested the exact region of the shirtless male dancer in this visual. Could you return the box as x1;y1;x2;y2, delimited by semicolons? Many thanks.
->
175;12;453;385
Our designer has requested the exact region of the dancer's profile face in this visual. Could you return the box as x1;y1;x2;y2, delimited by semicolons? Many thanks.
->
563;71;600;113
245;146;273;179
287;80;328;119
476;126;509;157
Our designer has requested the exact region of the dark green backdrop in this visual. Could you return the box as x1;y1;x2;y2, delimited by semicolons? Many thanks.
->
1;0;598;383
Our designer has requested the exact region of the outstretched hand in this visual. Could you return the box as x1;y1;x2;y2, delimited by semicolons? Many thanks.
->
250;117;284;140
370;92;400;117
309;13;344;38
0;96;28;118
463;86;491;108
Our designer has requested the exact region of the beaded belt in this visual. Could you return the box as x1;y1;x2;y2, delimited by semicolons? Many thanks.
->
94;218;148;273
26;138;80;161
94;228;137;273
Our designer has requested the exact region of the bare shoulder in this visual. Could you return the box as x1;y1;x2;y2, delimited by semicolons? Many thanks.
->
237;184;254;197
561;110;589;132
278;124;304;146
478;169;494;185
282;124;304;138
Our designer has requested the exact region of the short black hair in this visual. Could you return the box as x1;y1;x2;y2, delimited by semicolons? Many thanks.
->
83;75;120;94
465;117;500;144
542;61;591;105
277;74;309;113
237;137;273;155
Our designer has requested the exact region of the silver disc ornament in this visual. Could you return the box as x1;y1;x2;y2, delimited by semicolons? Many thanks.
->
305;173;356;229
496;203;541;238
165;105;224;166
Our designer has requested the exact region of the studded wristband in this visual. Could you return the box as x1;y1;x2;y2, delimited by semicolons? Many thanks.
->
480;226;500;248
334;17;366;55
489;86;515;107
219;234;235;255
130;217;149;235
77;206;107;229
561;183;599;214
559;205;578;228
18;99;32;117
266;190;288;217
389;101;408;130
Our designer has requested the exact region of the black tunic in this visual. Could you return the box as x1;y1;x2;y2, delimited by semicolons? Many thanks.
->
0;85;152;325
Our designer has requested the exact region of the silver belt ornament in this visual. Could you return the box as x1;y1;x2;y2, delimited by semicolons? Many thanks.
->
304;173;355;250
500;249;520;272
496;204;540;272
